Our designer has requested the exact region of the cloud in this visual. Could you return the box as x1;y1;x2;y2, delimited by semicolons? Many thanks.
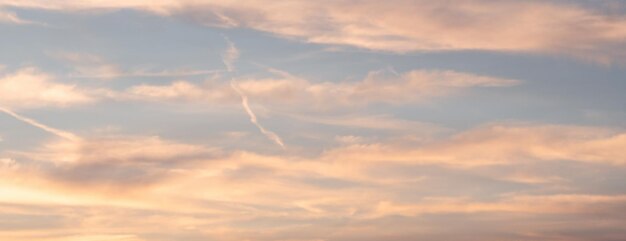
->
128;68;519;109
52;235;142;241
1;123;625;241
321;123;626;167
9;135;220;193
296;69;519;107
372;194;626;218
33;135;213;165
0;68;94;109
10;123;622;198
5;0;625;62
174;0;626;63
222;36;239;72
128;81;204;100
50;51;223;79
50;52;123;80
0;8;33;25
1;1;625;240
285;114;449;141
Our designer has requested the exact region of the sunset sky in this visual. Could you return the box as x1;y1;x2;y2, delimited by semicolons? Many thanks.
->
1;1;626;240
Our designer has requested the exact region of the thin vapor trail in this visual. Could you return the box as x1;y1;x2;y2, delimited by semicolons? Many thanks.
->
223;36;285;149
0;107;80;141
230;82;285;149
222;36;240;72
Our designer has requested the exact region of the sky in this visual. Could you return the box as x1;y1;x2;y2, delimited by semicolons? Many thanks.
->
0;1;625;240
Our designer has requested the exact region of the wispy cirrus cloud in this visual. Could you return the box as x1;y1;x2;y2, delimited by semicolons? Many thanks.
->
0;8;33;25
221;36;239;72
1;1;625;240
128;68;520;109
50;52;123;80
51;51;223;79
286;114;447;132
321;124;626;167
4;0;625;62
172;0;626;63
5;123;625;198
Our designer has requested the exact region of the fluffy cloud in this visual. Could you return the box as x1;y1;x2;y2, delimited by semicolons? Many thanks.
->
0;68;94;109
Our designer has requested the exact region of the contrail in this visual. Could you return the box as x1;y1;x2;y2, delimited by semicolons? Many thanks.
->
222;36;240;72
230;82;285;149
224;37;285;149
0;107;80;141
